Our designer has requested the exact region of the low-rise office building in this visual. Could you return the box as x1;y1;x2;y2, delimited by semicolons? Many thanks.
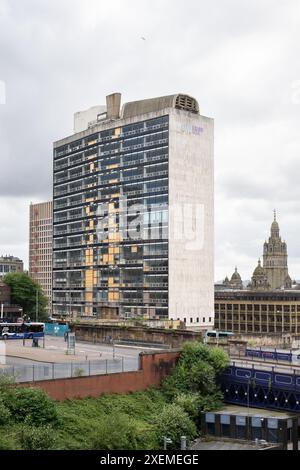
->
215;213;300;334
201;405;298;450
0;255;23;278
0;281;23;321
215;289;300;334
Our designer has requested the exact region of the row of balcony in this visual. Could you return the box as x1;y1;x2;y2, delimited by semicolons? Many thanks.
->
54;171;169;197
55;124;168;158
54;138;168;171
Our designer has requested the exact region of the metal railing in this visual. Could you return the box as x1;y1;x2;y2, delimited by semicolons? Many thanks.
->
0;357;140;383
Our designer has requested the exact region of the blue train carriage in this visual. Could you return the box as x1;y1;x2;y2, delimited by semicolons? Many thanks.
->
0;322;45;340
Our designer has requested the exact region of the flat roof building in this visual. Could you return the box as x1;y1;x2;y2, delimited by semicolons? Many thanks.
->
52;93;214;328
0;256;23;278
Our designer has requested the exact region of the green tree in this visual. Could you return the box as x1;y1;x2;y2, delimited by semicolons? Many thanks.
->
156;404;197;449
4;272;48;321
162;342;228;412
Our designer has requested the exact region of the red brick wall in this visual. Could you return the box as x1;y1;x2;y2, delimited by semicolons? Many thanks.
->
23;351;181;400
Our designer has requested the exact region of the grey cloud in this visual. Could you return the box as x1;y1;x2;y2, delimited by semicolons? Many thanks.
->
1;0;300;273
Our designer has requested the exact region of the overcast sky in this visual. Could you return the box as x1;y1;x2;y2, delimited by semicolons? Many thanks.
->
0;0;300;280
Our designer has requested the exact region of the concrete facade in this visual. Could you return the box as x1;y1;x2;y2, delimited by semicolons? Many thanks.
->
168;109;214;328
53;93;214;328
29;201;53;313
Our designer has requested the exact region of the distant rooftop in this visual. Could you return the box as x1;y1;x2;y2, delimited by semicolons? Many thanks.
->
190;438;280;451
73;92;200;134
0;255;23;263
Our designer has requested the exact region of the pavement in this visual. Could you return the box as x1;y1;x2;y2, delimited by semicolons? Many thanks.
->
3;335;149;364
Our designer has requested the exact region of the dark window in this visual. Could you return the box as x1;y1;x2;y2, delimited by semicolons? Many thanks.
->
221;424;230;438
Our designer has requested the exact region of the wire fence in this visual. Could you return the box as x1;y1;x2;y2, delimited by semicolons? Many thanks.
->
0;357;140;383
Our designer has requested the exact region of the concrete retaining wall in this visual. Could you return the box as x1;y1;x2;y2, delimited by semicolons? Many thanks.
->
74;323;202;348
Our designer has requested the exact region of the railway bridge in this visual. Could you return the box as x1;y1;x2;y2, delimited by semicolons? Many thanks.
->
219;359;300;413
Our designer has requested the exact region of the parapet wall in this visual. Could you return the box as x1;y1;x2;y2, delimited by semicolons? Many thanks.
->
22;350;181;401
73;323;202;348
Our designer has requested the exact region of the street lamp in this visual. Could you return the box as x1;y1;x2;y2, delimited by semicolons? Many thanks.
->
35;288;39;322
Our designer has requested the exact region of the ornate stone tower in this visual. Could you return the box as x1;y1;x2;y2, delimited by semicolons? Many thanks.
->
263;211;292;289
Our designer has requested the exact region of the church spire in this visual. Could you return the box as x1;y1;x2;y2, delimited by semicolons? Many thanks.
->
271;210;280;238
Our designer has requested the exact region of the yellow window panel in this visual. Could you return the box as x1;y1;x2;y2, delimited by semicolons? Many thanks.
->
131;245;138;253
90;162;95;171
108;163;119;169
85;293;93;302
108;255;114;264
89;221;94;230
86;207;90;215
88;153;97;159
112;194;120;199
114;128;121;137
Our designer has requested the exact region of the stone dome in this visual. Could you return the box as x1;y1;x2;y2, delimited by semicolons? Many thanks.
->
253;259;264;276
231;267;242;282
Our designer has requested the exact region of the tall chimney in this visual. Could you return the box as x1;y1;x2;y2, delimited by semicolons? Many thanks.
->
106;93;121;119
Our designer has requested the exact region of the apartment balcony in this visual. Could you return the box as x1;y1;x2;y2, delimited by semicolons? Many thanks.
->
144;170;168;179
144;282;168;288
68;260;85;267
54;261;68;269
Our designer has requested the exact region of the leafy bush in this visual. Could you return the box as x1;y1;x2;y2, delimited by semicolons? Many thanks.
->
73;368;85;377
19;425;57;450
90;413;139;450
156;404;197;450
0;430;17;450
0;374;15;402
174;393;200;421
9;387;58;425
162;342;228;402
0;398;11;424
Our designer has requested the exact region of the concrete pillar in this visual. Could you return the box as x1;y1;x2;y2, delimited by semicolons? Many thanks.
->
230;415;236;439
292;418;298;451
278;420;288;451
215;415;221;437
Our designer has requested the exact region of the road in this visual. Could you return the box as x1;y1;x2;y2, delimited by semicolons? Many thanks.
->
0;336;161;383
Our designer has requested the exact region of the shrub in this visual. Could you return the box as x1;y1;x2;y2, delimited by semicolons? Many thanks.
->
174;393;200;421
0;431;17;450
19;425;57;450
73;368;85;377
0;374;15;402
90;413;139;450
156;404;197;450
9;387;58;425
162;342;228;400
0;398;11;424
